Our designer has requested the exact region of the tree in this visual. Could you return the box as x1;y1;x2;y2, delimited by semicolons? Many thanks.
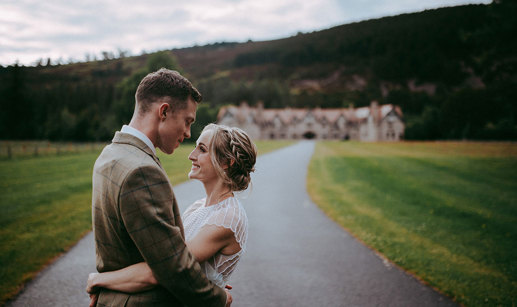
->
112;51;183;126
190;104;219;142
146;51;181;72
0;64;32;139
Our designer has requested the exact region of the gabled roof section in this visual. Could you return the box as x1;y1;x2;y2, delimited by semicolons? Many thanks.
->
355;106;370;119
379;104;403;119
216;102;403;125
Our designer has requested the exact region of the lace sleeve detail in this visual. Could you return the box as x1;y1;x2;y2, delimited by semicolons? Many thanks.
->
183;198;206;220
205;197;248;250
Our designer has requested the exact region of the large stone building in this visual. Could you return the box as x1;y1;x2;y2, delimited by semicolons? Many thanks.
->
217;101;405;141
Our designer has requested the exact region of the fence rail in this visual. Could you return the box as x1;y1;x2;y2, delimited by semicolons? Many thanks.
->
0;141;108;159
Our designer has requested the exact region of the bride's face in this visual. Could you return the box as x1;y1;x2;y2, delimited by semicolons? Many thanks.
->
188;130;219;184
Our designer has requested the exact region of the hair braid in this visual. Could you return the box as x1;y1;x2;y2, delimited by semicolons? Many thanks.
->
203;124;257;192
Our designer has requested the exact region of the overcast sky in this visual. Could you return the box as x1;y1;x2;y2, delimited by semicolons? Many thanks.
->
0;0;491;66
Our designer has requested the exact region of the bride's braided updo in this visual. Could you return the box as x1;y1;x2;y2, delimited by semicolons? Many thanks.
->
203;124;257;191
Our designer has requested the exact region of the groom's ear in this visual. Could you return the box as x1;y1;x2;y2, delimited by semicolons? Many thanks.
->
158;102;170;121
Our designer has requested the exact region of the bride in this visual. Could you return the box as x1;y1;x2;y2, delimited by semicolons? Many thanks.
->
87;124;257;306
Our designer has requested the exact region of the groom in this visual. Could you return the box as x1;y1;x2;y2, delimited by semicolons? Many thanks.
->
91;68;230;306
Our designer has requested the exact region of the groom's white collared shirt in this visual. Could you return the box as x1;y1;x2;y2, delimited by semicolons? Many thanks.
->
121;125;157;156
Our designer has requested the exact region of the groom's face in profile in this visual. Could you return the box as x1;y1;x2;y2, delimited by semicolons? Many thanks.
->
157;97;197;154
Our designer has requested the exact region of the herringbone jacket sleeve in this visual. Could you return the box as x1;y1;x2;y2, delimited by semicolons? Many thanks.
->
119;164;226;307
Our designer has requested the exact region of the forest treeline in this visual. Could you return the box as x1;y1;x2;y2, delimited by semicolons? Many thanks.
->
1;1;516;141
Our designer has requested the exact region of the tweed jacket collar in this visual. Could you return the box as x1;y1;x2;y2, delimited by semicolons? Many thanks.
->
112;131;162;167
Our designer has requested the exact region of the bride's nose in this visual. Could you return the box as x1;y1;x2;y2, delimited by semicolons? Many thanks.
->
188;149;196;161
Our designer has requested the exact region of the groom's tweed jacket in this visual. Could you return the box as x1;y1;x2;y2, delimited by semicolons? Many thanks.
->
92;132;226;307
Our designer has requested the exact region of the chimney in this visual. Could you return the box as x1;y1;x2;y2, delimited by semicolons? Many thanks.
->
347;103;354;119
240;101;249;109
256;101;264;124
370;100;379;122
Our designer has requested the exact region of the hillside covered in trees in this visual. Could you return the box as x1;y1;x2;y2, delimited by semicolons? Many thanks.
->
1;1;515;141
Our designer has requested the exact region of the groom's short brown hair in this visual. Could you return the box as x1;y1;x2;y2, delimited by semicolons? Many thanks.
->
135;68;202;114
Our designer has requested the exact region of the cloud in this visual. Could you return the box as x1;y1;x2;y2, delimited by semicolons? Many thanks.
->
0;0;490;66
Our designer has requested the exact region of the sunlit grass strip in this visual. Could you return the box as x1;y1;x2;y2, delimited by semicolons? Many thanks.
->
0;140;293;304
307;141;517;306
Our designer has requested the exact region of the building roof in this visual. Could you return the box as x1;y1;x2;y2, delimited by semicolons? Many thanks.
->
218;102;403;126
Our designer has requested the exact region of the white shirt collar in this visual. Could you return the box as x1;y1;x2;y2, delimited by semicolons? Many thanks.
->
121;125;157;156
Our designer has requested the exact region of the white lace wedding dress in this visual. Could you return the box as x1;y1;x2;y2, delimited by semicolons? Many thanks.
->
182;196;248;287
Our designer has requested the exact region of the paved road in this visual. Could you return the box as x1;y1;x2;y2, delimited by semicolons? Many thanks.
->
8;141;457;306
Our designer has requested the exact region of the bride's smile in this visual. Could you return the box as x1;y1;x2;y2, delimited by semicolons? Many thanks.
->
188;130;219;183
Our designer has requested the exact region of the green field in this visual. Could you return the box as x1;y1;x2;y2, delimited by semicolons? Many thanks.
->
0;140;293;304
307;141;517;306
0;141;107;159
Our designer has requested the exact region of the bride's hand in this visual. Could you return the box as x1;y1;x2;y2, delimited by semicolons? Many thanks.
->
86;272;100;294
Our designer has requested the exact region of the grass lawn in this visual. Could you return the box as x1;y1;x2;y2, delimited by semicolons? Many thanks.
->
0;141;107;159
0;140;293;304
307;141;517;306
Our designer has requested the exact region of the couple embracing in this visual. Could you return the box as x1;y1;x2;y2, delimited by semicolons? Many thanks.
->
88;68;257;306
